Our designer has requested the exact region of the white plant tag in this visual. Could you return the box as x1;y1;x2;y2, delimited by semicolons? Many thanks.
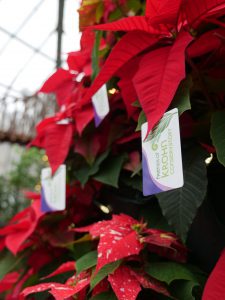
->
141;108;183;196
41;165;66;212
92;84;109;126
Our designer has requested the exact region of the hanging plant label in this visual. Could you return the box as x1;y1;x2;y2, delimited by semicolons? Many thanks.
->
141;108;183;196
41;164;66;212
92;84;109;126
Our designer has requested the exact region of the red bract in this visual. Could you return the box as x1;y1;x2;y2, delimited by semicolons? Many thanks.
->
23;191;41;201
40;31;95;108
31;117;73;174
146;0;183;27
28;247;54;272
108;265;170;300
116;55;141;118
39;68;75;107
74;181;102;207
74;105;94;135
20;282;76;300
67;30;95;76
75;214;187;270
65;271;91;294
75;214;143;271
187;28;223;58
202;248;225;300
42;261;75;279
74;134;101;164
108;266;141;300
0;272;20;293
131;270;170;296
182;0;225;28
80;31;159;108
144;229;187;262
90;16;169;35
146;0;225;29
20;271;90;300
123;151;141;173
7;268;34;300
0;237;5;251
116;131;140;144
133;31;193;135
0;198;43;255
92;278;109;297
76;0;225;137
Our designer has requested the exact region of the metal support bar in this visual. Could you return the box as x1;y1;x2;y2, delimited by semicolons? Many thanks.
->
0;0;45;55
0;26;54;62
56;0;65;68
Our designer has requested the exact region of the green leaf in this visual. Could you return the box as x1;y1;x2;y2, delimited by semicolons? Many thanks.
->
0;251;23;280
72;241;93;261
121;174;142;192
92;31;102;80
127;0;142;12
204;76;225;93
121;175;143;192
22;273;39;288
171;76;192;115
94;154;127;187
145;262;200;285
90;260;121;290
132;100;141;108
95;2;104;23
157;144;208;241
139;200;171;231
131;163;142;177
136;110;146;131
91;291;117;300
170;280;200;300
76;250;97;275
75;150;109;186
109;7;123;21
210;111;225;166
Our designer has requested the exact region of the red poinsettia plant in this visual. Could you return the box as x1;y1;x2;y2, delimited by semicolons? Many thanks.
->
1;0;225;299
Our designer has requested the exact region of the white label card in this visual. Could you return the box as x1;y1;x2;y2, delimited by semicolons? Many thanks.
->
141;108;183;196
41;165;66;212
92;84;110;127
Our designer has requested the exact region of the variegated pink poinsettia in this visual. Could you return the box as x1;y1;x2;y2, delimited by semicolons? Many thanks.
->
74;214;187;272
20;213;186;300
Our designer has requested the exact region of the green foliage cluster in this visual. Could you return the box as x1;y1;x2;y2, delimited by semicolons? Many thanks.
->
0;146;46;224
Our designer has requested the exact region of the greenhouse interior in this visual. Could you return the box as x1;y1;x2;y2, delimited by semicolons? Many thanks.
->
1;0;225;299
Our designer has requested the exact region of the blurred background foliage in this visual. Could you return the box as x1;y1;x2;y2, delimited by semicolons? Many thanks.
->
0;146;47;225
